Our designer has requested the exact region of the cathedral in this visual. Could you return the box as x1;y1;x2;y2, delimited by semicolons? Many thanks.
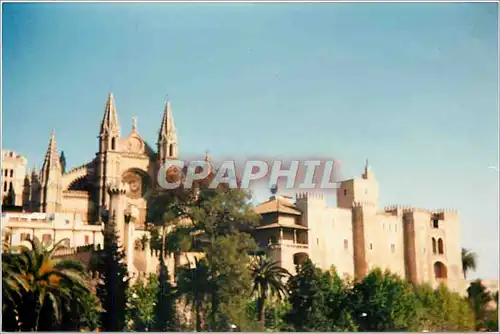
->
24;92;179;226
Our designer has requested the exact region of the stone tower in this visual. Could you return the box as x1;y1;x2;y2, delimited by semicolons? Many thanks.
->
39;131;63;213
157;101;178;164
96;93;122;211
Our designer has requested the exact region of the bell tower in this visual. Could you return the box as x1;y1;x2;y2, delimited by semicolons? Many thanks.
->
96;93;122;211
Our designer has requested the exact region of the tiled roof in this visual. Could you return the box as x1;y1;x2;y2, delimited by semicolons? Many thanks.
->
254;196;302;216
255;222;308;230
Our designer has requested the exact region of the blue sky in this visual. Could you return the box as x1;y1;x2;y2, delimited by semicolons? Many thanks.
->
2;3;498;279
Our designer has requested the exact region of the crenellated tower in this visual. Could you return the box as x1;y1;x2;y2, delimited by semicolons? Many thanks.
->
157;101;178;163
95;93;122;212
39;131;63;213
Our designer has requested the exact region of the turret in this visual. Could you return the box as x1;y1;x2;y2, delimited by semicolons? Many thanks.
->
39;131;63;213
157;101;178;163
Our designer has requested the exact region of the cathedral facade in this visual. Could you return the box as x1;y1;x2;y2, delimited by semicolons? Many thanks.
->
23;93;178;226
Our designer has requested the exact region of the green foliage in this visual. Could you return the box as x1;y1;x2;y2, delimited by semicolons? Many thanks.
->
250;255;290;328
415;283;474;331
468;279;494;330
462;248;477;279
177;257;212;331
94;212;130;331
1;237;91;331
126;274;159;331
285;258;340;331
351;268;419;331
153;260;179;331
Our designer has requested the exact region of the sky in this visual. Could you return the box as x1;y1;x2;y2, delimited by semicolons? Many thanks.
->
1;3;498;279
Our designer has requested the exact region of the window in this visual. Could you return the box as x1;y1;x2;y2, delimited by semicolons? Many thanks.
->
269;236;277;245
438;238;444;254
433;219;439;229
343;189;347;196
84;235;90;245
42;234;52;243
391;244;395;254
20;233;30;241
344;239;348;250
369;243;373;250
9;169;13;177
111;138;116;150
432;238;437;254
65;219;70;225
3;182;6;192
169;144;174;157
4;169;7;177
316;238;319;245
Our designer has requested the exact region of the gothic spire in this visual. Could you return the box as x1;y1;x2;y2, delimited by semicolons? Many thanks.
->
158;101;177;143
100;92;120;136
41;130;61;175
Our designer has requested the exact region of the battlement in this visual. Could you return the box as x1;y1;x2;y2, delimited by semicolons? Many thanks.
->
2;150;27;164
296;192;324;200
352;200;378;208
107;181;128;195
432;208;459;220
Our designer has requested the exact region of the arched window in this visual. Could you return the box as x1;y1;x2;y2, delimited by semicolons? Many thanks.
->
438;238;444;254
10;169;13;177
3;182;7;192
111;138;116;150
169;144;174;157
343;189;347;196
432;238;437;254
434;261;447;279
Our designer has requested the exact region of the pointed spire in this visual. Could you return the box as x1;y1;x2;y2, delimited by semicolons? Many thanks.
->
41;130;61;174
204;150;211;163
100;92;120;136
158;101;177;143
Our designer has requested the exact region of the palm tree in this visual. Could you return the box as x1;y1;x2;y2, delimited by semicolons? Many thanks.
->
250;255;290;328
177;257;213;331
462;248;477;279
4;236;90;331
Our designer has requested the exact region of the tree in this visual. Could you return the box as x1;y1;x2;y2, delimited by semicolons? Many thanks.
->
2;237;90;331
250;255;290;328
177;257;213;331
350;268;419;331
415;283;474;331
285;258;336;331
462;248;477;279
153;258;178;331
94;211;129;331
126;274;159;331
467;279;493;330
